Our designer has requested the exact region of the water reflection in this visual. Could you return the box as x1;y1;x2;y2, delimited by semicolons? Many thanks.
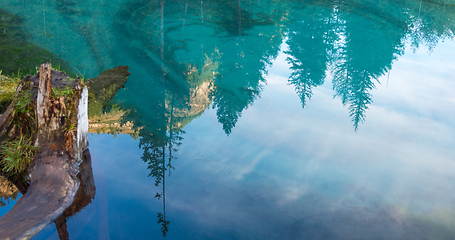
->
54;150;95;240
112;0;455;235
2;0;453;130
0;0;454;238
107;0;455;132
0;9;69;75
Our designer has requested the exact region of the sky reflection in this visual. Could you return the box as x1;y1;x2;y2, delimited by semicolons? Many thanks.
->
34;39;455;240
0;0;454;239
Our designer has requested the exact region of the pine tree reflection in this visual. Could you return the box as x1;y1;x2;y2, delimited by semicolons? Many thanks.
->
282;0;455;128
332;0;406;129
114;0;217;235
285;2;339;107
1;0;455;238
113;0;455;236
209;0;284;134
85;0;455;237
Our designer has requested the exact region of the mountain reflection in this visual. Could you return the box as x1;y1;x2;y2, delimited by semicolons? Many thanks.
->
1;0;453;132
103;0;454;235
1;0;454;238
109;0;455;134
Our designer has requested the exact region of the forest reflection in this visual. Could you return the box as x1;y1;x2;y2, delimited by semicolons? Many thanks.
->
1;0;454;238
108;0;454;236
112;0;455;135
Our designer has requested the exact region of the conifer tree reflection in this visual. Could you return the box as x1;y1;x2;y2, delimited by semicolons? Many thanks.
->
114;0;175;235
113;7;455;236
2;0;455;238
403;0;455;48
332;0;405;129
210;0;284;134
138;112;181;237
327;0;455;128
104;1;455;236
114;0;219;235
285;2;338;107
113;2;455;237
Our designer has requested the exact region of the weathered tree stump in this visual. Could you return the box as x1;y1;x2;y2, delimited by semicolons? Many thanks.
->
0;63;130;239
0;64;89;239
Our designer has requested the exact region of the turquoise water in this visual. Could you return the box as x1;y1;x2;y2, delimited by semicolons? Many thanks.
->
1;0;455;239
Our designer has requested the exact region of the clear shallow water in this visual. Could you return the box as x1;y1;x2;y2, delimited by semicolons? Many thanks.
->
0;0;455;239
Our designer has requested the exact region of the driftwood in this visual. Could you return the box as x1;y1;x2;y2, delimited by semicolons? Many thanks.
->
0;64;89;239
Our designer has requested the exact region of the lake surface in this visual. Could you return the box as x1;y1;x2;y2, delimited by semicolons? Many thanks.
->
1;0;455;239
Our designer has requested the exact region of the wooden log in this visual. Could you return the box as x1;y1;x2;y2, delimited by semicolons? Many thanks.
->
0;64;128;239
0;64;89;239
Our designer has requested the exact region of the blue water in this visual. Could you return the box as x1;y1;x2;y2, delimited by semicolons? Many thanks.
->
1;0;455;239
0;193;21;217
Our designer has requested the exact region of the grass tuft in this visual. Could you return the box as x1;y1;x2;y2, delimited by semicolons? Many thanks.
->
0;72;20;112
52;87;74;98
0;136;37;175
14;90;32;114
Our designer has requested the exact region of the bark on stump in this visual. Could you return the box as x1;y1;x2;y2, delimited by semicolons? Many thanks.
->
0;64;89;240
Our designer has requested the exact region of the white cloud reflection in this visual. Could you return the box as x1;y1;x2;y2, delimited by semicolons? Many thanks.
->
170;38;455;238
70;37;455;240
